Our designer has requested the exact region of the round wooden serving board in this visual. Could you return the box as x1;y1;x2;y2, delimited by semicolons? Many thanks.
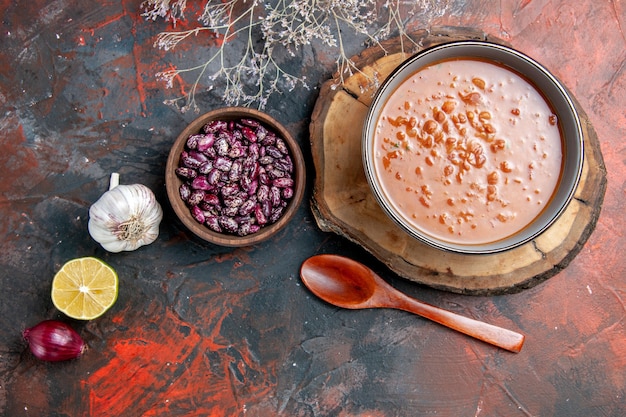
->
309;27;607;295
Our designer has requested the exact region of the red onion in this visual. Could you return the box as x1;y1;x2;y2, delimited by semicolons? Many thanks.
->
22;320;86;361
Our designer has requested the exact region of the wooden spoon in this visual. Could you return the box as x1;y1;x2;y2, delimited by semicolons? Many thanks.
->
300;254;525;353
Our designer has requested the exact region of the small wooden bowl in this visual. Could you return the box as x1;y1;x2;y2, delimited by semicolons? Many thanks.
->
165;107;306;246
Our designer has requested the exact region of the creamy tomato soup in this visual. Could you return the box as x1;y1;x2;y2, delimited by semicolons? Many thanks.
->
373;58;563;245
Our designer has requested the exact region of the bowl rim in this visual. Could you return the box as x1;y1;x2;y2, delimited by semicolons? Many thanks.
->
362;40;584;254
165;106;306;247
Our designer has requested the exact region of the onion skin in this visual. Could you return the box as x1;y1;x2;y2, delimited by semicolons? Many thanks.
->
23;320;86;361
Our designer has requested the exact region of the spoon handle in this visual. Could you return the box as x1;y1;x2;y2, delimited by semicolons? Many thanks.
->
393;293;525;353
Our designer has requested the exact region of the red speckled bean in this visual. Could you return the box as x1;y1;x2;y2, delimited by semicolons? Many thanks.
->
196;134;215;152
219;216;238;233
282;187;294;200
241;126;257;142
239;198;256;216
265;146;282;159
241;118;260;128
269;205;285;223
257;184;270;202
259;170;270;185
268;167;286;179
205;215;221;232
179;183;191;202
207;169;221;185
203;193;220;206
198;161;213;175
261;130;275;146
191;206;205;223
203;120;227;133
229;160;242;181
275;156;293;173
275;138;289;155
255;204;267;225
186;134;201;150
175;167;198;180
181;153;204;169
214;156;233;171
191;176;213;191
272;177;294;188
221;184;239;197
270;186;281;207
187;190;205;206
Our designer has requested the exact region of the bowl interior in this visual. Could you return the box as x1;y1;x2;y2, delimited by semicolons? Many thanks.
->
166;107;306;247
363;41;584;254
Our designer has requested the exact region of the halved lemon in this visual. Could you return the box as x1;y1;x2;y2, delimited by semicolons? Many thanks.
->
51;257;119;320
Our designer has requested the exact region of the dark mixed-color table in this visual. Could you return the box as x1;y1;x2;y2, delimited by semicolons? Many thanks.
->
1;1;624;416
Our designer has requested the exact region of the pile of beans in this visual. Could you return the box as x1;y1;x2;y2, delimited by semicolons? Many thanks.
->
175;118;296;236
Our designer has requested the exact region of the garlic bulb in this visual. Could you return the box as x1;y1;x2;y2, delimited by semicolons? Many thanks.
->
88;173;163;253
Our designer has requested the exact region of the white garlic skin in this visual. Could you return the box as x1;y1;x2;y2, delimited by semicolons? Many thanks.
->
88;184;163;253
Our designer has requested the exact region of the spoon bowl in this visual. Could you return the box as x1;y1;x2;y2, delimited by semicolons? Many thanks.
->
300;254;525;353
300;255;377;307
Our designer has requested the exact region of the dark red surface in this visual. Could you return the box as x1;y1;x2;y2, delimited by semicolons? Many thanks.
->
1;1;624;416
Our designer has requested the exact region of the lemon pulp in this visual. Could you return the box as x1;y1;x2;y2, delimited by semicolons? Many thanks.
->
51;257;118;320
